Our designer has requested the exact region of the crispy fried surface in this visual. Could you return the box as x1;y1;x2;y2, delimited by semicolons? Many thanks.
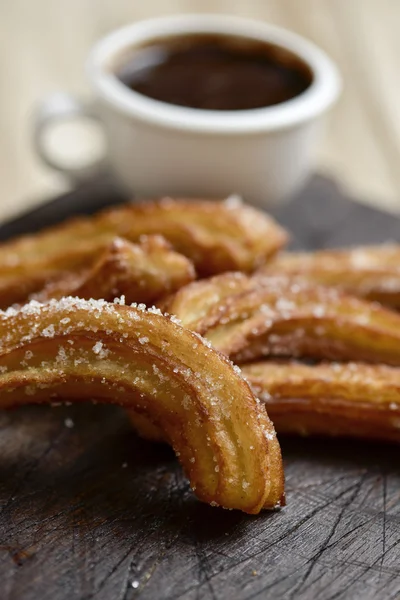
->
160;272;254;333
0;239;109;308
164;273;400;364
33;236;195;306
0;297;284;513
0;199;287;289
243;361;400;443
263;246;400;307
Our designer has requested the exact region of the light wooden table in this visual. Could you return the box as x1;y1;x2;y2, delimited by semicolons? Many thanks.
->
2;0;400;223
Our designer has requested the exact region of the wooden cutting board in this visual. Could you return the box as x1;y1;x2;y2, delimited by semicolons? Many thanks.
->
1;176;400;600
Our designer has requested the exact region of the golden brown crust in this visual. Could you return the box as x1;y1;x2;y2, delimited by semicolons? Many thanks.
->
0;199;287;288
33;236;195;305
0;297;284;513
163;273;400;364
243;361;400;443
159;271;254;333
262;245;400;307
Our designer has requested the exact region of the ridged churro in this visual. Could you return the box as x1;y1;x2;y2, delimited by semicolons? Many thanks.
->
0;297;284;513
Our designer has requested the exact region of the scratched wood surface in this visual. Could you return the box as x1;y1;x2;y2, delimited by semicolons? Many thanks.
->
1;176;400;600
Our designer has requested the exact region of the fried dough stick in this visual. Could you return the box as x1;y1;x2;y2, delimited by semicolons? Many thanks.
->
33;236;195;306
243;361;400;443
0;297;284;513
0;234;196;309
0;199;287;287
163;274;400;365
262;245;400;308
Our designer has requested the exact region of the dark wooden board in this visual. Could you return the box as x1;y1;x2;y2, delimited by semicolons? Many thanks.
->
1;176;400;600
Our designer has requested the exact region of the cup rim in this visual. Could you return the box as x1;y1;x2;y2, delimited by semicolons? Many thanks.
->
87;14;341;135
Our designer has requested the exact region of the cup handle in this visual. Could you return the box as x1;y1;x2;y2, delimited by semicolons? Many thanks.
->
33;92;107;183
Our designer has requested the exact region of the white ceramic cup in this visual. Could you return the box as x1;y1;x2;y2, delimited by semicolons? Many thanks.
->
34;14;341;208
